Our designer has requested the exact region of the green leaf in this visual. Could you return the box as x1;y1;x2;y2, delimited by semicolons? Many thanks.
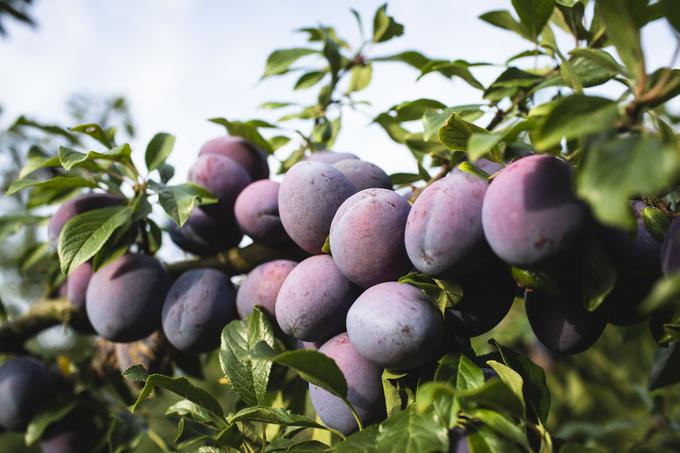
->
479;10;530;40
219;307;276;407
251;344;348;401
263;48;318;77
321;235;331;254
18;155;61;179
209;118;273;154
122;364;149;381
595;0;645;79
467;408;530;449
581;238;617;311
649;342;680;390
662;0;680;34
467;425;524;453
332;424;379;453
372;3;404;43
457;356;484;391
130;374;226;424
535;95;619;151
389;173;422;185
165;400;224;428
640;273;680;315
145;133;176;172
372;51;432;71
295;71;327;90
6;175;97;196
57;206;131;276
418;61;485;90
25;396;77;446
511;0;555;41
485;360;526;414
228;407;332;433
422;105;484;141
569;48;629;77
375;406;448;453
58;144;132;171
483;67;543;102
488;340;550;423
577;135;680;229
467;133;503;162
438;113;490;151
348;64;373;92
155;182;217;227
0;213;45;241
642;206;671;242
70;123;115;148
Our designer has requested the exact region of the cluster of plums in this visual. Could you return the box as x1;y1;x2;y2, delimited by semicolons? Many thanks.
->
2;136;678;445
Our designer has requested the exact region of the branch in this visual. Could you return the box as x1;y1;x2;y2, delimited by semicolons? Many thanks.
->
0;299;78;353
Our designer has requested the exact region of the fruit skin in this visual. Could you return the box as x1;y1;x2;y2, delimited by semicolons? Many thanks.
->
187;153;252;219
236;259;297;322
86;254;170;343
603;201;662;325
0;357;56;431
305;151;359;164
405;172;489;278
47;193;121;249
234;180;290;246
446;258;516;337
199;136;269;181
330;188;412;288
275;255;359;342
448;427;471;453
525;288;607;354
38;409;97;453
162;268;236;353
481;154;589;268
168;209;243;257
332;159;392;191
278;161;356;254
309;333;385;435
662;216;680;275
346;282;444;370
65;262;93;311
475;158;503;175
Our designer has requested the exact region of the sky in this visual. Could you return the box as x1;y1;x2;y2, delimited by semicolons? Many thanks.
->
1;0;677;178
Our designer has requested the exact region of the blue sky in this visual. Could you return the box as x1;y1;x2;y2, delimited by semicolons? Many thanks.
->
1;0;677;178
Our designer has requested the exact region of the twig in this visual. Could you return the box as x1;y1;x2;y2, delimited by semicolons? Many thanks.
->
0;299;78;353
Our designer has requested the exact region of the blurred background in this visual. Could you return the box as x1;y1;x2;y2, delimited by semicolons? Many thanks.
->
1;1;680;451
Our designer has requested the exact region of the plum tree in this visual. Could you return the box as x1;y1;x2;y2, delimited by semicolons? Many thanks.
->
346;282;444;369
482;154;589;268
275;255;359;342
446;258;516;337
162;268;237;353
332;159;392;191
0;357;56;431
661;216;680;275
236;259;297;322
525;288;607;354
278;161;356;254
86;254;170;342
603;201;662;325
168;208;243;257
199;136;269;180
304;151;359;164
234;180;290;246
187;153;252;219
309;333;385;435
47;193;121;249
330;188;412;288
405;172;489;278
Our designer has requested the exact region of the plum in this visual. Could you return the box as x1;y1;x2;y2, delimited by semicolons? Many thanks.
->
47;193;121;249
65;262;93;311
309;333;384;434
330;188;412;288
39;409;97;453
346;282;444;369
275;255;359;342
86;254;170;342
162;269;236;353
662;216;680;275
525;288;607;354
187;153;252;219
199;136;269;180
236;259;297;321
603;201;662;325
332;159;391;191
234;180;290;246
474;158;503;175
278;161;356;254
449;427;470;453
305;151;359;164
168;208;243;257
446;258;516;337
0;357;55;431
405;172;489;278
481;154;589;268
